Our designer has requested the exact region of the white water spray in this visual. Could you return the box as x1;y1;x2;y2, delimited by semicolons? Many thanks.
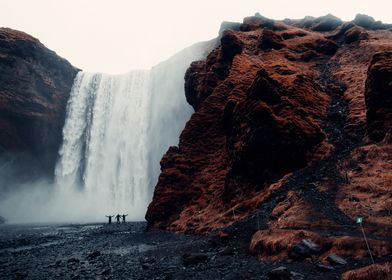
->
51;40;216;222
0;40;215;223
55;70;151;219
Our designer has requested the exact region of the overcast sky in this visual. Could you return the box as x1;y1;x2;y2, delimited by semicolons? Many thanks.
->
1;0;391;73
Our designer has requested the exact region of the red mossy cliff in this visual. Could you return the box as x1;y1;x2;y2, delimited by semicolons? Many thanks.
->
146;14;392;274
146;14;392;232
0;28;78;180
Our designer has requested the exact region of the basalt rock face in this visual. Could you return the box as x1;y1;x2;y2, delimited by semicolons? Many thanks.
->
147;15;392;276
0;28;78;183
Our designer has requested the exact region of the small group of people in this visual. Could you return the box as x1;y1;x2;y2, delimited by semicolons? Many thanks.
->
105;214;128;224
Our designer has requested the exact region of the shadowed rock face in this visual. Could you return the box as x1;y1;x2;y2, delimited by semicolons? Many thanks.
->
365;51;392;142
0;28;78;181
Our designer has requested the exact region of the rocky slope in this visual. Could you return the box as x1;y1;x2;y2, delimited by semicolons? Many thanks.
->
146;14;392;278
0;28;78;185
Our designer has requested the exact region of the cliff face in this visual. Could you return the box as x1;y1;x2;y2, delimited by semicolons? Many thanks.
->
0;28;78;182
146;14;392;267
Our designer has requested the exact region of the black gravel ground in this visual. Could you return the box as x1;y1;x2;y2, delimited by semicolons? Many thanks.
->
0;221;378;280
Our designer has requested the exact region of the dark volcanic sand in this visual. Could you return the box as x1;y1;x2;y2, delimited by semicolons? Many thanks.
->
0;222;370;279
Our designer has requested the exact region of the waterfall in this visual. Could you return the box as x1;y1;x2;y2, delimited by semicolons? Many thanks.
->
55;40;216;221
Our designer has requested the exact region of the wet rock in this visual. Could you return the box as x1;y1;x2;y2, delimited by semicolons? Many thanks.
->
327;254;347;265
182;253;209;266
67;258;80;264
290;271;305;280
316;263;335;271
87;250;101;260
268;266;292;280
290;239;321;260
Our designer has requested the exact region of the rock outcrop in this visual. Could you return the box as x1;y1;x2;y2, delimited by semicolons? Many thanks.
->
147;15;336;233
147;13;392;278
0;28;78;183
341;263;392;280
147;13;392;231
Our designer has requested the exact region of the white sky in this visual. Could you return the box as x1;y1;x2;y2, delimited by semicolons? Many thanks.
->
0;0;391;73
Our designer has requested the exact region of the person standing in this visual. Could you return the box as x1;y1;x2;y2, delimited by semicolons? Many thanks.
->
115;214;121;224
122;214;128;223
105;215;114;224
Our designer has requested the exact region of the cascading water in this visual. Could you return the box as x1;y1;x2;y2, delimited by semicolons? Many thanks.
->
55;71;151;219
54;40;216;221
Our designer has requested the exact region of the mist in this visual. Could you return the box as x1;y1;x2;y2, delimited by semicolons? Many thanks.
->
0;40;215;224
0;180;113;224
0;154;134;223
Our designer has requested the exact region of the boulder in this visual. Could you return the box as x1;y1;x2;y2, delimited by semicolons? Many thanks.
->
268;266;292;280
316;263;335;271
290;239;321;259
327;254;347;265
